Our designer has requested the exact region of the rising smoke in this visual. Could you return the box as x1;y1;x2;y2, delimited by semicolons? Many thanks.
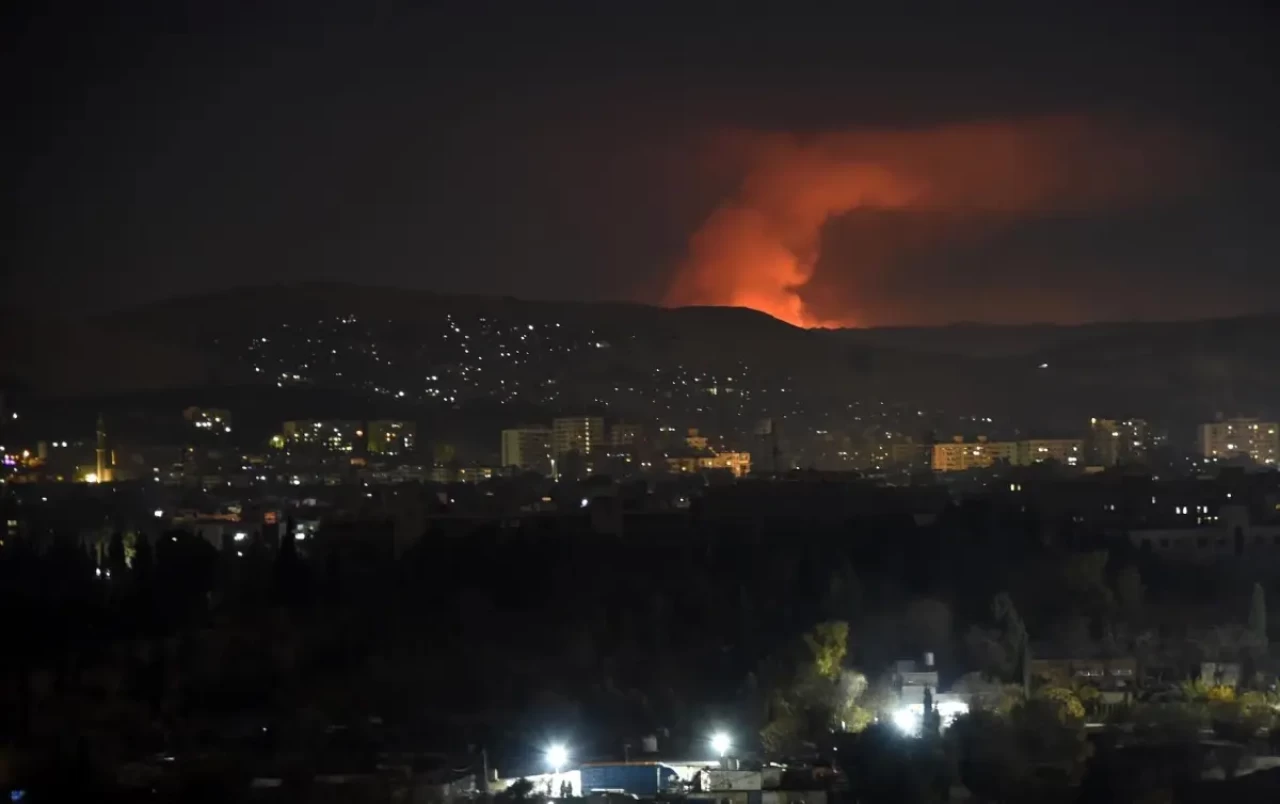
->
665;118;1191;327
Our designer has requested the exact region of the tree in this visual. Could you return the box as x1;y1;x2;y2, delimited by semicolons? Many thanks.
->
501;778;534;802
1061;550;1115;621
1034;687;1086;725
804;620;848;680
839;723;951;804
107;531;128;579
822;561;861;620
968;593;1028;682
1115;565;1145;625
948;711;1027;801
759;621;857;752
921;686;941;738
1249;582;1267;650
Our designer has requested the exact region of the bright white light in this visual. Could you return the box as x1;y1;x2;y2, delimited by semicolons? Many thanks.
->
154;509;164;518
892;707;920;735
936;700;969;725
84;472;99;484
580;498;589;509
711;732;731;757
546;743;568;773
234;532;247;542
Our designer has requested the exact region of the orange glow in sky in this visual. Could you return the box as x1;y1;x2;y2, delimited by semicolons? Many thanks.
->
665;118;1189;327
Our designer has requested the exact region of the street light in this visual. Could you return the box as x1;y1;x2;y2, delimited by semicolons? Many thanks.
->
546;743;568;774
711;732;731;757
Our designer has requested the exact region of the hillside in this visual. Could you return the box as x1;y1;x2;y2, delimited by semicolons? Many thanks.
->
3;285;1279;445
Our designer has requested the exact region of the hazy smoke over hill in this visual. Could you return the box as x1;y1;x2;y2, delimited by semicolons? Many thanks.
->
665;118;1194;327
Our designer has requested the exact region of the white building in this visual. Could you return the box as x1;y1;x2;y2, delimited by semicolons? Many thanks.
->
1198;418;1279;465
552;416;604;459
501;426;553;473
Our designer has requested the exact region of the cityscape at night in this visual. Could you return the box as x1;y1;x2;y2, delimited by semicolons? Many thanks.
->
5;2;1280;802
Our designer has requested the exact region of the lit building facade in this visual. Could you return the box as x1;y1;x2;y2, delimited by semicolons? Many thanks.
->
1199;418;1280;465
501;426;553;473
282;420;363;454
552;416;603;459
367;420;416;456
933;436;1085;472
890;441;932;469
610;422;640;447
183;407;232;434
1019;439;1083;467
704;451;751;477
684;428;709;451
931;437;1018;472
1089;418;1149;466
665;450;752;477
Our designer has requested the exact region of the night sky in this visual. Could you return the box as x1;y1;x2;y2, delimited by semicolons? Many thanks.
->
8;2;1280;325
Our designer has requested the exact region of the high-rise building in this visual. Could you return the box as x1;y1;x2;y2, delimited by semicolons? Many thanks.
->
552;416;603;459
1088;418;1150;466
501;426;553;473
367;420;416;456
610;422;640;447
1018;439;1083;467
1199;418;1279;465
282;420;363;454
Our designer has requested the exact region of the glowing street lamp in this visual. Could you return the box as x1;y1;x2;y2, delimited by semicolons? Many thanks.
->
546;743;569;774
710;732;731;757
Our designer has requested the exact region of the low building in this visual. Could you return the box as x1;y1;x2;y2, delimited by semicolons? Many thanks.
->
665;449;751;478
1125;504;1280;562
932;436;1018;472
1029;656;1138;690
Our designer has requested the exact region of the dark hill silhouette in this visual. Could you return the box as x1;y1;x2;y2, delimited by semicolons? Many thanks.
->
3;286;1278;438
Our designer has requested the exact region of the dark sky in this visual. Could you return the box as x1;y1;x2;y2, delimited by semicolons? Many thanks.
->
7;2;1280;325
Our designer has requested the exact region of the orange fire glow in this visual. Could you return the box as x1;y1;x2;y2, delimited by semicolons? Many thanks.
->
665;118;1190;327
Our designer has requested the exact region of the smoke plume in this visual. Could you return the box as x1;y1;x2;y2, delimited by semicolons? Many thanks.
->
665;118;1191;327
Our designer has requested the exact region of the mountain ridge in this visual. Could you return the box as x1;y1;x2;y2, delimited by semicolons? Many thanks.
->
3;285;1278;438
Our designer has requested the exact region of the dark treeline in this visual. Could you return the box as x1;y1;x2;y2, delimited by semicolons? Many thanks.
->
0;497;1269;797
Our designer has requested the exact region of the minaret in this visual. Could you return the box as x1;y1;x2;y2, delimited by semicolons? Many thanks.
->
96;413;107;482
